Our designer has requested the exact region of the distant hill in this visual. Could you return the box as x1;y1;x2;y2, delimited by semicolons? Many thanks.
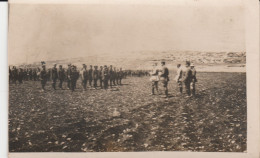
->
14;51;246;70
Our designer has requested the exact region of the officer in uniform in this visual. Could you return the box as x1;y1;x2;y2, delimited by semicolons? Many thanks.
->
103;65;109;90
51;64;58;90
99;66;104;89
11;66;18;84
118;68;123;85
93;66;99;89
89;65;93;87
80;64;88;91
40;65;48;92
58;65;66;89
190;64;197;96
113;67;117;86
159;61;169;98
67;64;72;89
109;65;114;88
70;65;79;92
182;61;192;97
175;64;183;94
18;68;24;84
150;63;159;95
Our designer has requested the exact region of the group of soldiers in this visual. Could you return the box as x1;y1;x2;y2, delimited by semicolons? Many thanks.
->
150;61;197;98
9;66;40;84
39;64;126;92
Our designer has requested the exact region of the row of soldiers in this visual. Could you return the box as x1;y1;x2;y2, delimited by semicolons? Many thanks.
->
9;67;41;83
39;64;125;92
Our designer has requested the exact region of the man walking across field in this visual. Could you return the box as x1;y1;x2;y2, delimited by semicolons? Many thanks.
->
159;61;169;98
58;65;66;89
175;64;183;94
182;61;192;97
190;64;197;96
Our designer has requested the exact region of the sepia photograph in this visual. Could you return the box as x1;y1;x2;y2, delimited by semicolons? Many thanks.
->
7;0;252;155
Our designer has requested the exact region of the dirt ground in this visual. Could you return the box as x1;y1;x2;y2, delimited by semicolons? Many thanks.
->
9;72;247;152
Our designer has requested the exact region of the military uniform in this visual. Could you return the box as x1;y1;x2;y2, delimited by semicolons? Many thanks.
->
89;66;93;87
80;65;88;90
182;64;192;96
109;66;114;88
190;66;197;96
18;68;24;84
103;66;109;89
175;65;183;93
58;66;66;89
11;67;18;84
118;68;123;85
66;65;72;89
93;66;99;89
113;68;117;85
51;65;58;90
159;63;169;97
99;66;104;89
40;66;48;91
70;66;79;92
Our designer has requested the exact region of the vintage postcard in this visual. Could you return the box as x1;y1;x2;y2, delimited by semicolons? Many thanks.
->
7;0;259;157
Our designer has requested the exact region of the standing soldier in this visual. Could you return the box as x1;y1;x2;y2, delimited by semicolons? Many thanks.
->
51;64;58;90
109;65;114;88
118;68;123;85
40;65;48;92
32;68;37;81
80;64;88;91
67;64;72;89
190;64;197;96
159;61;169;98
70;65;78;92
175;64;183;94
103;65;109;90
182;61;192;97
11;66;18;84
18;68;24;84
99;66;104;89
150;63;159;95
113;67;118;86
93;66;99;89
89;65;93;87
58;65;66;89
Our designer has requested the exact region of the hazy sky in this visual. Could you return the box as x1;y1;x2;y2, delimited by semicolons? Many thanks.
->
8;1;245;65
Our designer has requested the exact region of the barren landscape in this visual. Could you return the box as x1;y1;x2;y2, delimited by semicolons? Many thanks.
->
9;71;247;152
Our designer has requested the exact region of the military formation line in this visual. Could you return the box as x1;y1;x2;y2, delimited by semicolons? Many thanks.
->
9;63;150;92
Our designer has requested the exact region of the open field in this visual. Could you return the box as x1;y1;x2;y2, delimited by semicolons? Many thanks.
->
9;72;246;152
